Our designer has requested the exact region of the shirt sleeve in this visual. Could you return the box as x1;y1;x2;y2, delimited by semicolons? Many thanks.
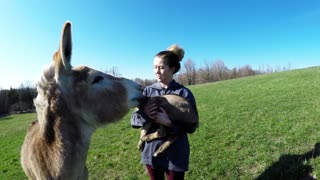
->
184;89;199;134
130;108;148;128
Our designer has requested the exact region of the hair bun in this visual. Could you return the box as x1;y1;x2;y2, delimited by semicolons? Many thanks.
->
167;44;184;61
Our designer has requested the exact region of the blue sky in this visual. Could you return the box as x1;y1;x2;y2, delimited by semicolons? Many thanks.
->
0;0;319;89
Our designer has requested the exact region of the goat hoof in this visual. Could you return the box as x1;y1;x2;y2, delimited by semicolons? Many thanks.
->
137;142;144;152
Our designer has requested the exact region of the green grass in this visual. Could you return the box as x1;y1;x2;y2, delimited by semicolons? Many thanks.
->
0;113;36;179
1;67;320;179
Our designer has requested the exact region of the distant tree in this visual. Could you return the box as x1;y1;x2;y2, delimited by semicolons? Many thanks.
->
144;79;157;87
238;65;256;77
175;72;187;85
18;82;36;110
4;82;37;113
0;89;9;115
8;88;19;106
198;60;213;83
105;66;121;77
212;59;229;81
133;78;156;88
229;67;240;79
134;78;144;86
259;64;274;74
183;59;197;85
285;62;292;71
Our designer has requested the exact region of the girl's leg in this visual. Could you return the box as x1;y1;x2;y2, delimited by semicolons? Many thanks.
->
146;165;165;180
165;169;185;180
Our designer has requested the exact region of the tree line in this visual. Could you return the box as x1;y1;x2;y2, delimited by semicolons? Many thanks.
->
135;59;291;86
0;83;37;116
0;60;291;115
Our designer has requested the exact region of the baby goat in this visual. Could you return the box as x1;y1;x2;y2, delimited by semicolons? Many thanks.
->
137;94;198;157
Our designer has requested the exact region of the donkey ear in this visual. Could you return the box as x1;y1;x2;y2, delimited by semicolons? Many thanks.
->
55;21;72;81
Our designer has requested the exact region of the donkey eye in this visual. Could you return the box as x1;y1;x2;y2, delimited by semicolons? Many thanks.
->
92;76;104;84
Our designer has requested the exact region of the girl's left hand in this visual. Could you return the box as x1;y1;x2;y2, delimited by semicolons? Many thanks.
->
153;107;173;127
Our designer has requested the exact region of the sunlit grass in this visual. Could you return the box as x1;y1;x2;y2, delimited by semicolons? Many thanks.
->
1;67;320;179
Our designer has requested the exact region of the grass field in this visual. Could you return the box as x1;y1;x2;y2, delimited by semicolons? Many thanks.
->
1;67;320;179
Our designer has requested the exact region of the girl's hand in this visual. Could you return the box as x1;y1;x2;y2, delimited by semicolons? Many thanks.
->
143;103;158;119
153;107;173;127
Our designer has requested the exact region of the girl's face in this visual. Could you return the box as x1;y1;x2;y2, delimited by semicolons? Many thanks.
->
153;56;175;86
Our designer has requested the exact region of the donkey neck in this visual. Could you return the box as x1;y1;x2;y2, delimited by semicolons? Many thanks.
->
35;86;96;150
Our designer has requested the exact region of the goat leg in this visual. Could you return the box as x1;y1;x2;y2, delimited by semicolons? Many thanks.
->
153;136;178;157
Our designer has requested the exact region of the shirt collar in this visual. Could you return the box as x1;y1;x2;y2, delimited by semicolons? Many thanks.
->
151;80;177;90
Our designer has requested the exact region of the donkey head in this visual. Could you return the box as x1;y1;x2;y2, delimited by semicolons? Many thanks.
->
35;21;143;128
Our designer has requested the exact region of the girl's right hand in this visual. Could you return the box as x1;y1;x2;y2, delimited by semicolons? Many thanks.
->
143;103;158;120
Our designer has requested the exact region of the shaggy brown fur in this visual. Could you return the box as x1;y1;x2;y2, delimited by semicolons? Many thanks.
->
21;21;143;180
137;94;198;157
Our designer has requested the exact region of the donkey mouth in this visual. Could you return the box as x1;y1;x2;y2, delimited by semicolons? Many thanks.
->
132;95;146;103
130;95;146;107
133;96;148;109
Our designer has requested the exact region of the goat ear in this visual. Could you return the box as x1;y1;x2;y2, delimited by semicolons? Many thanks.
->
55;21;72;82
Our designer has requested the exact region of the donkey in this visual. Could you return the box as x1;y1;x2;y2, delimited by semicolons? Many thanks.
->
137;94;198;157
20;21;143;180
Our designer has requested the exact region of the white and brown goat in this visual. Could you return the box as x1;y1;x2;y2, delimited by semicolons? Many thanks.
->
20;21;143;180
137;94;198;157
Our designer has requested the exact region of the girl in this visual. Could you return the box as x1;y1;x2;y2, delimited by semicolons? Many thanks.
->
131;44;198;180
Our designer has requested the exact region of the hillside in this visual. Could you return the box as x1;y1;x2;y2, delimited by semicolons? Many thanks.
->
188;66;320;179
1;67;320;179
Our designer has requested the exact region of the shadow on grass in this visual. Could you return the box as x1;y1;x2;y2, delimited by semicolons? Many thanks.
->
256;143;320;180
0;115;13;121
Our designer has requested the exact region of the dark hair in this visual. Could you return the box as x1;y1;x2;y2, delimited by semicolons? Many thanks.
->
155;44;185;74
